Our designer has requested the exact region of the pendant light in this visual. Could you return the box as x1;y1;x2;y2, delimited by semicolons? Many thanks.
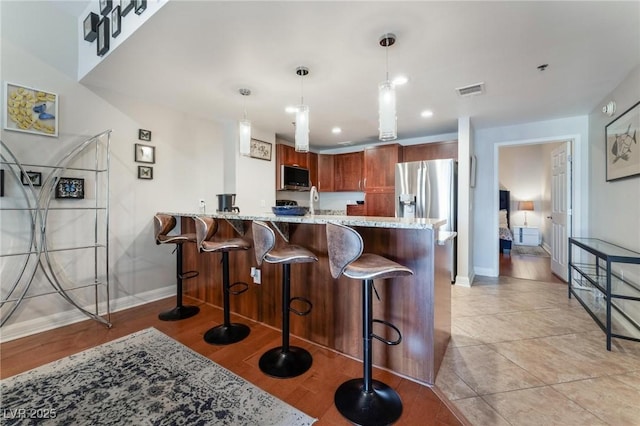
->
295;66;310;153
238;88;251;156
378;33;397;141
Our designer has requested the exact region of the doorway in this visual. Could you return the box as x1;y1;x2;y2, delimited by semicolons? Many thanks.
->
497;139;573;283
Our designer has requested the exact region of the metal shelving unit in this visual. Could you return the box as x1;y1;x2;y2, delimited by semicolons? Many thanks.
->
0;131;112;329
568;237;640;350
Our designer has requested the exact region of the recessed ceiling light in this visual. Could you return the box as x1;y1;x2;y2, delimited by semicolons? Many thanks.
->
421;110;433;118
392;75;408;86
332;127;342;134
285;106;297;113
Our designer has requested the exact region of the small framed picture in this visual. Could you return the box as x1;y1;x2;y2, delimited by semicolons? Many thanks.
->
250;139;272;161
21;171;42;187
97;17;110;57
111;6;121;38
138;165;153;180
121;0;134;16
138;128;151;141
83;12;99;42
56;177;85;199
135;143;155;164
134;0;147;15
99;0;113;16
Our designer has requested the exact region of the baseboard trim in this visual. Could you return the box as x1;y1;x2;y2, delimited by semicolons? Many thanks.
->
474;267;496;277
0;286;174;343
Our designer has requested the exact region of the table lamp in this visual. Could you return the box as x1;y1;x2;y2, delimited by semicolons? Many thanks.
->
518;201;534;226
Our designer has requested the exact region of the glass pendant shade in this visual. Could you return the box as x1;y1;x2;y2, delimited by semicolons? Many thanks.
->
238;118;251;156
295;105;309;152
378;80;397;141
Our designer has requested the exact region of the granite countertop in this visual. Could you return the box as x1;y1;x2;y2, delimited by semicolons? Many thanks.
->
159;211;447;230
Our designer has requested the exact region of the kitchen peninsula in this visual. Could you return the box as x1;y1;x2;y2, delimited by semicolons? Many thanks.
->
158;211;454;385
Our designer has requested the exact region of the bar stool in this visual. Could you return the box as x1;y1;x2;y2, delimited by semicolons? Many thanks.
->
252;220;317;378
326;222;413;426
194;216;252;345
154;214;200;321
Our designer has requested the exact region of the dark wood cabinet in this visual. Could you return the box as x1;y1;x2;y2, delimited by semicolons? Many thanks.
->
317;154;334;192
308;152;318;188
362;144;401;217
334;151;363;191
346;203;366;216
277;143;309;168
364;192;396;217
276;143;314;190
402;140;458;162
363;144;402;192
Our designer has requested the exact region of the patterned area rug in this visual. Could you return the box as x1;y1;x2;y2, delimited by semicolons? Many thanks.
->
511;245;550;257
0;328;316;425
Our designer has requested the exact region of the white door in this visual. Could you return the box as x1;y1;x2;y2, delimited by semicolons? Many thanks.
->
550;142;571;281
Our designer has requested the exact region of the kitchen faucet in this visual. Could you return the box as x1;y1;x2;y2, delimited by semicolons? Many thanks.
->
309;185;319;215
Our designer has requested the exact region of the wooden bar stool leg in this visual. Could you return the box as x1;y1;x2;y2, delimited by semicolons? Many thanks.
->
334;278;402;425
204;251;250;345
158;244;200;321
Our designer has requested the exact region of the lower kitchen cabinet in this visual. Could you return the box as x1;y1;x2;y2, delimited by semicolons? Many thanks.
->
364;192;395;217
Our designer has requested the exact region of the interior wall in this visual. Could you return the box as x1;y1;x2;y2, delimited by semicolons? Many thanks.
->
473;116;589;277
588;65;640;250
0;1;227;341
588;65;640;299
235;127;276;215
499;144;545;228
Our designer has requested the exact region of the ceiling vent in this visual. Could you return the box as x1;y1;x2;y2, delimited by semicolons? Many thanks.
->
456;82;485;97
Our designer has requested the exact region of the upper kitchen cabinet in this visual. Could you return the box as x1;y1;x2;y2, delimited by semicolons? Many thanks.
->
317;154;335;192
276;143;314;190
308;152;318;188
363;143;402;192
402;140;458;162
277;143;309;168
334;151;363;191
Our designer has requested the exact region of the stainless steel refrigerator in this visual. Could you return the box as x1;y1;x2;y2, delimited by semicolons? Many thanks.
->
395;159;457;282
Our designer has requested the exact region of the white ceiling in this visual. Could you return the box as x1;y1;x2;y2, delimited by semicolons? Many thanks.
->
79;1;640;150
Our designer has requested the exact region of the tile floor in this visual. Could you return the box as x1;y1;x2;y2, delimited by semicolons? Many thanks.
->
436;275;640;425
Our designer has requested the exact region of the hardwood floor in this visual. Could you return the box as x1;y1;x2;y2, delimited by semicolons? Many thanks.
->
0;297;464;425
499;247;564;283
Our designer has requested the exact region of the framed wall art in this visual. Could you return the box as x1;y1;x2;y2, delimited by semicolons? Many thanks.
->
97;17;110;56
135;143;155;164
138;166;153;180
4;82;58;137
606;100;640;182
56;177;85;199
111;6;121;38
250;139;272;161
134;0;147;15
138;128;151;141
121;0;134;16
83;12;99;42
99;0;113;16
21;171;42;187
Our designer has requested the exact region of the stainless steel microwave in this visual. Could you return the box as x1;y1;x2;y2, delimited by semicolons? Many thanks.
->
280;165;310;191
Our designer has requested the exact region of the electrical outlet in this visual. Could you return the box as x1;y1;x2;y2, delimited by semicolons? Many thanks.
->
253;268;261;284
198;199;206;213
260;199;266;207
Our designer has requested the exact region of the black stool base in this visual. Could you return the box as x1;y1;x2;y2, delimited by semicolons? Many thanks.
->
334;378;403;426
204;323;250;345
158;305;200;321
259;346;312;378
